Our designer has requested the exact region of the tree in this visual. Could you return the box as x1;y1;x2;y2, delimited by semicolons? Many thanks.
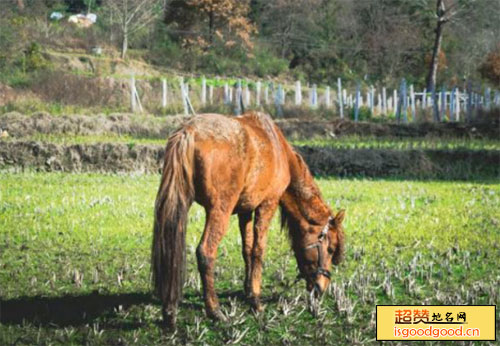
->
480;45;500;86
424;0;478;90
165;0;256;51
104;0;163;59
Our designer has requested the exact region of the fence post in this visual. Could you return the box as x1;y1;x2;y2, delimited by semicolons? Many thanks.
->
295;81;302;106
393;89;398;114
325;86;330;108
201;77;206;105
354;82;360;122
450;87;455;121
422;88;427;109
369;86;375;115
397;78;407;123
235;79;242;115
485;87;491;110
431;86;439;122
264;83;269;105
245;81;250;107
337;78;344;118
377;92;382;115
130;75;136;113
440;87;446;120
162;78;167;109
410;84;415;122
224;83;230;104
256;81;261;106
209;84;213;104
179;77;188;115
382;87;387;115
310;84;318;108
466;81;472;122
275;84;283;117
455;88;460;121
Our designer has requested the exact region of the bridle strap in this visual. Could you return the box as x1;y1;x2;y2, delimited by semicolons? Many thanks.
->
302;217;333;280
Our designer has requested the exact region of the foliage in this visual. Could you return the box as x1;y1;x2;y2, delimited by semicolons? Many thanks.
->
166;0;256;51
479;45;500;86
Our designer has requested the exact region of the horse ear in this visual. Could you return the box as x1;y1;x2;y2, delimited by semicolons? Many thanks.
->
332;209;345;226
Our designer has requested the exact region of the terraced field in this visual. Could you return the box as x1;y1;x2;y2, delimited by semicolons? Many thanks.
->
0;112;499;345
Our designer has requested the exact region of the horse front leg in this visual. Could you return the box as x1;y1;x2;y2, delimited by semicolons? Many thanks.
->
249;199;279;312
238;212;254;298
196;207;231;321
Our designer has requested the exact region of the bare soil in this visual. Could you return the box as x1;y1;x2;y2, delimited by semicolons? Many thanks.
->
1;141;498;180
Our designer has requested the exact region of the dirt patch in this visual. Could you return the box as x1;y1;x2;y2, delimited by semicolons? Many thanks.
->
277;117;500;139
1;141;498;179
1;112;498;140
0;84;17;106
295;146;500;180
0;112;188;139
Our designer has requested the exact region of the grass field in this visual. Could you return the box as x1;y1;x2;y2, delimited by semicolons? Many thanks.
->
3;134;500;151
1;172;499;345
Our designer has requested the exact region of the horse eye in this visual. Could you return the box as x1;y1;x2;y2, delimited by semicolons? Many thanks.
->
327;247;334;255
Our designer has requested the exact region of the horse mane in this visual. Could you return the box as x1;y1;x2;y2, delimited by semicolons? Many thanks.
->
280;151;329;242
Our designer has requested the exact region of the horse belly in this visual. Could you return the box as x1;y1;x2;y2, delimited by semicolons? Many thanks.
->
234;150;289;213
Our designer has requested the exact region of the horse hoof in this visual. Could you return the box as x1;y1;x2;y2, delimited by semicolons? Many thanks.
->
207;309;227;322
250;297;264;313
161;317;176;332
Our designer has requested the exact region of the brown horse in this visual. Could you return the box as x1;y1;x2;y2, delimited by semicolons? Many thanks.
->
152;111;345;328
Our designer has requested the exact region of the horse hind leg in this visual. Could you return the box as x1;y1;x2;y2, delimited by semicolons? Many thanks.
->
238;212;254;298
196;207;231;321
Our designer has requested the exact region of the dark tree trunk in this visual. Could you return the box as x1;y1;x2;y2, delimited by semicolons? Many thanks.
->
208;10;214;47
426;0;446;91
427;20;444;91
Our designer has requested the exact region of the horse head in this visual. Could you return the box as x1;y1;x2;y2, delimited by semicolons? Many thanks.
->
292;209;345;295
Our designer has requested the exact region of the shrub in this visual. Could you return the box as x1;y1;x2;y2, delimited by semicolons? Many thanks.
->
30;70;123;108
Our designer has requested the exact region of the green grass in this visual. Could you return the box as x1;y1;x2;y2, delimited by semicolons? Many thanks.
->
0;172;499;344
3;134;499;151
293;136;500;151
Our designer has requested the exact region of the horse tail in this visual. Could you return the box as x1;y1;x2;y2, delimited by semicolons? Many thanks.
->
152;128;195;326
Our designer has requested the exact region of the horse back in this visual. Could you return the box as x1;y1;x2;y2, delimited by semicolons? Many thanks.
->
187;112;290;212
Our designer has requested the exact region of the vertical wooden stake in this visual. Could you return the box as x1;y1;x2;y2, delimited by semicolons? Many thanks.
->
382;87;387;115
245;82;250;107
295;81;302;106
410;84;415;122
325;86;330;108
256;81;261;106
201;77;206;105
162;78;167;109
337;78;344;119
393;89;398;113
130;75;136;113
440;87;446;120
224;83;229;104
354;82;360;122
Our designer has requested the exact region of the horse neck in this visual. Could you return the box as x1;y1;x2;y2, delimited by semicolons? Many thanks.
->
281;149;330;227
